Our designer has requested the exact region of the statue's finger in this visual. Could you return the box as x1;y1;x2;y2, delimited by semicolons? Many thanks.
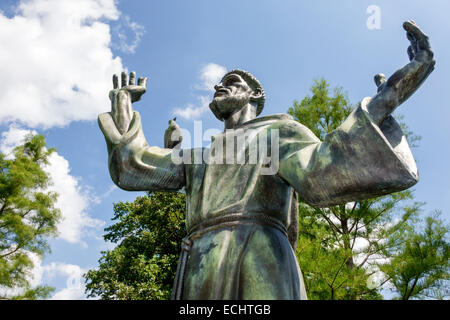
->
403;20;416;32
403;21;430;50
121;71;127;88
129;72;136;85
138;77;148;88
406;31;415;43
407;46;415;61
403;21;422;41
417;35;431;52
113;74;119;89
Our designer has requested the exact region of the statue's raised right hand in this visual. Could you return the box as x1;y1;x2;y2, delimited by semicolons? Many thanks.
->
109;71;148;134
110;71;148;103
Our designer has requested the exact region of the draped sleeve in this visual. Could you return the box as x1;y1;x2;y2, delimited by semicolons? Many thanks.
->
98;111;185;191
277;97;418;207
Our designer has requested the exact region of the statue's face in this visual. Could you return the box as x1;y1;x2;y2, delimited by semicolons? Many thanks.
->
209;73;254;120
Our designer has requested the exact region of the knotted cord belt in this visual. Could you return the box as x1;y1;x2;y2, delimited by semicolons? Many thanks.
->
171;213;288;300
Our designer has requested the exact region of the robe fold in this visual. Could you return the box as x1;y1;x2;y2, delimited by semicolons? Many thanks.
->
98;97;418;300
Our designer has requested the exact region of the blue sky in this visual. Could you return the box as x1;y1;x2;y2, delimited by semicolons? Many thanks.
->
0;0;448;299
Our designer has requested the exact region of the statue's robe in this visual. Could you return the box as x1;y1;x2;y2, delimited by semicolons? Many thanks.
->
98;98;418;300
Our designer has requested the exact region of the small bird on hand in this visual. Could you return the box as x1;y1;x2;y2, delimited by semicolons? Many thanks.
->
164;117;183;149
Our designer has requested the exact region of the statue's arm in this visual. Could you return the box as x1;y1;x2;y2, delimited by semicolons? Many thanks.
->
98;72;185;191
277;109;418;207
366;21;435;126
278;22;434;207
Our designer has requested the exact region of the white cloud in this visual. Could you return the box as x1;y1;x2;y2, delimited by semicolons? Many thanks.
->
173;63;227;120
0;0;125;128
112;14;145;54
100;184;118;200
0;126;104;246
197;63;227;91
0;124;37;157
27;252;46;289
173;95;211;120
22;257;89;300
43;262;87;300
51;285;86;300
0;0;117;244
46;152;105;246
0;252;90;299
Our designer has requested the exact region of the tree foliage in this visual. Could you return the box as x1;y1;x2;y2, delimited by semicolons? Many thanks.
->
84;192;186;300
288;78;352;141
380;212;449;299
296;192;420;300
0;134;60;299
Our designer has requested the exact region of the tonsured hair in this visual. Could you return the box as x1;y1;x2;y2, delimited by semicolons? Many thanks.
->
223;69;266;116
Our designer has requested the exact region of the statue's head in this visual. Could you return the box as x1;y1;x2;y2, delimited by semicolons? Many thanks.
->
209;69;265;121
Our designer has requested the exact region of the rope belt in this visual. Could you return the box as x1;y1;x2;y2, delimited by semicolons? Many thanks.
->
171;213;288;300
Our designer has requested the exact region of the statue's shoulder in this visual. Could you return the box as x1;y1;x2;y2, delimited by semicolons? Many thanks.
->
242;113;292;125
243;113;320;142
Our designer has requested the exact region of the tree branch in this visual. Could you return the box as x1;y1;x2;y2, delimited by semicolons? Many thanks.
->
350;219;361;251
319;211;342;236
0;202;7;216
0;243;23;258
330;258;347;289
405;276;420;300
357;199;401;232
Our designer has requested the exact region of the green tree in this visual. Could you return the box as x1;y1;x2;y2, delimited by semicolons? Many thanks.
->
288;78;352;141
84;192;186;300
0;134;60;299
288;78;432;300
380;212;449;300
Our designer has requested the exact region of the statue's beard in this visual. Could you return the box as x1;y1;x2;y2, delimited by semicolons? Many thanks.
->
209;93;250;121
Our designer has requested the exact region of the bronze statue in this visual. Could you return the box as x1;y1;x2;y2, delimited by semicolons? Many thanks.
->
98;21;434;299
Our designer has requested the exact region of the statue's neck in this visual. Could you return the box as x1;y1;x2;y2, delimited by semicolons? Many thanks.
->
224;103;257;130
